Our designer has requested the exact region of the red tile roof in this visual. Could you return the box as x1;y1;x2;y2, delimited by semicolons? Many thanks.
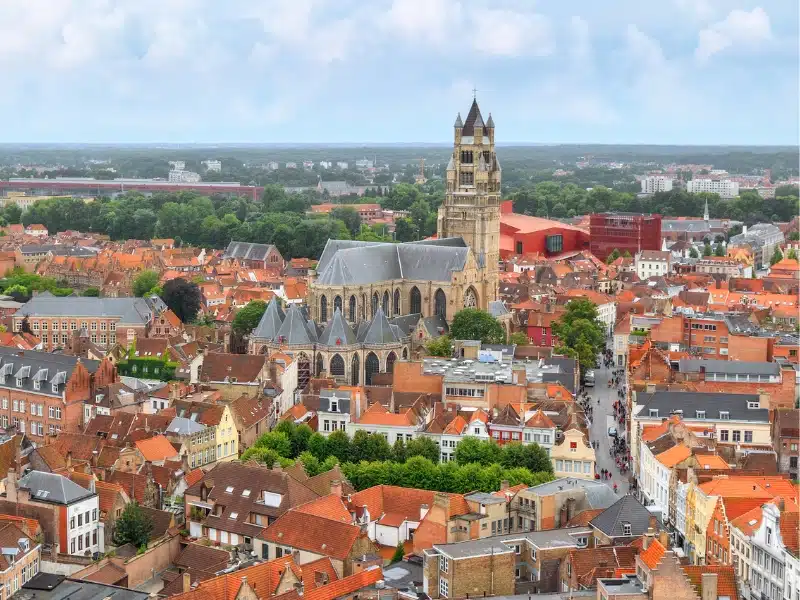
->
303;566;383;600
136;435;179;462
639;539;665;569
294;494;352;523
682;565;739;600
262;511;365;560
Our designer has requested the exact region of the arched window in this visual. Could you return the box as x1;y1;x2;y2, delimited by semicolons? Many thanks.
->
386;351;397;374
330;354;345;377
382;291;390;314
402;347;408;360
410;286;421;315
360;294;367;321
393;289;401;315
319;296;328;323
463;286;478;309
371;292;379;317
351;354;360;386
315;354;324;376
348;295;357;322
365;352;380;385
333;296;342;315
434;289;447;318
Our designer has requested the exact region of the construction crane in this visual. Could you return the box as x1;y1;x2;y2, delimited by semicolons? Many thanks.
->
415;158;427;185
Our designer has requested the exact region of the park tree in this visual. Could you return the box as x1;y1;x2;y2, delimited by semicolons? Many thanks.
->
703;242;712;257
326;430;352;463
132;270;160;297
551;299;605;373
331;207;361;237
508;332;528;345
771;247;784;265
689;247;699;259
240;447;280;466
787;248;798;261
113;502;153;550
254;431;292;457
160;278;202;323
307;433;329;461
500;442;553;474
232;300;267;335
405;436;440;463
394;218;418;242
714;243;725;257
450;309;505;344
425;335;452;357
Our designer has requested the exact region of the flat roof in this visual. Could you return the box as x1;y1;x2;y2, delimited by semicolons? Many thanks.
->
432;527;592;559
20;574;149;600
598;575;646;595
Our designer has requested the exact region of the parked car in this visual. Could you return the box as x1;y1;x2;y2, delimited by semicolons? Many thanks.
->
584;370;595;387
608;427;618;438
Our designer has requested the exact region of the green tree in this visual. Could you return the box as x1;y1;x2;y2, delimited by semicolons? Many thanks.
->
240;447;280;466
405;436;440;463
501;443;553;474
307;433;329;461
450;309;505;344
787;248;798;261
254;431;292;457
133;270;160;297
232;300;268;335
788;231;800;241
326;430;351;463
714;243;725;257
703;242;712;257
391;542;405;563
394;218;418;242
508;332;528;345
551;299;605;373
689;247;699;259
112;502;153;550
605;249;620;264
425;335;452;357
298;451;322;477
160;278;202;323
330;207;361;237
771;246;784;265
82;287;100;297
392;438;407;463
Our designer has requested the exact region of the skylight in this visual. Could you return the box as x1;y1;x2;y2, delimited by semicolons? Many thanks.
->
242;489;251;497
229;512;238;519
225;486;234;493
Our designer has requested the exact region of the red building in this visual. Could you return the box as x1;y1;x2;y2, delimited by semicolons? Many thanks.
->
499;201;590;259
589;213;662;260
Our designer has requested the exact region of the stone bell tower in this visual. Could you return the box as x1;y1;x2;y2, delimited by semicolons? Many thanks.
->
437;99;501;274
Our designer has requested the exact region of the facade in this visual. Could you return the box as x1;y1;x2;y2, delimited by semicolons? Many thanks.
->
635;250;672;280
0;522;40;599
499;202;590;259
222;241;284;270
687;178;740;198
772;408;799;480
641;175;674;194
550;428;597;481
511;477;618;532
729;224;785;269
590;214;663;261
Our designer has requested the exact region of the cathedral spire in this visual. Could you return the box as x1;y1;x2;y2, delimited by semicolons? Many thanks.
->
703;197;709;221
454;113;463;128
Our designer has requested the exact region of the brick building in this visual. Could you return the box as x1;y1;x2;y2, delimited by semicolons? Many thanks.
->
590;213;662;261
772;408;799;480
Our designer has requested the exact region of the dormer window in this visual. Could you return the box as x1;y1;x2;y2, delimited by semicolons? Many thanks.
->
52;383;59;393
695;410;705;419
242;489;251;497
719;411;729;420
229;512;238;520
16;378;22;388
330;400;338;413
747;401;760;409
648;409;659;418
33;380;40;391
623;522;632;536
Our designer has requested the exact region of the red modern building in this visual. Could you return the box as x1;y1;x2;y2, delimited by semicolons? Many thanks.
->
499;201;590;258
589;213;662;260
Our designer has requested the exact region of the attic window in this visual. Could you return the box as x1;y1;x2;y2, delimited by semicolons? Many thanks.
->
695;410;705;419
330;400;338;413
719;411;730;420
242;489;251;497
648;409;659;418
225;486;234;493
229;512;239;519
747;401;760;409
623;522;632;536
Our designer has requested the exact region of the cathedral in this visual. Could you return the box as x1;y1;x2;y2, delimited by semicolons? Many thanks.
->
248;99;502;386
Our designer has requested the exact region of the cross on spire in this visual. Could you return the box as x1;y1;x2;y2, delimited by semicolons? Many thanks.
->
472;86;478;100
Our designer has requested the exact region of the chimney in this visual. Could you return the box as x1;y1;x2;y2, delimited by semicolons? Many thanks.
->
659;530;670;548
500;480;509;491
182;572;191;593
701;572;718;600
6;469;17;504
642;536;651;550
648;514;658;533
330;479;342;498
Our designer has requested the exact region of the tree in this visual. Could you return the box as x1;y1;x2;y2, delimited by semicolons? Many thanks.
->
254;431;292;457
326;430;351;463
330;207;361;237
391;542;405;563
240;447;282;467
714;243;725;257
405;436;440;463
232;300;267;335
425;335;452;357
392;438;407;463
82;287;100;297
501;443;553;474
160;278;202;323
771;246;784;265
394;218;418;242
113;502;153;550
508;332;528;345
689;247;699;259
787;248;798;261
450;309;505;344
133;270;160;297
622;250;631;258
307;433;329;461
551;299;605;373
703;242;712;257
605;249;620;264
789;231;800;241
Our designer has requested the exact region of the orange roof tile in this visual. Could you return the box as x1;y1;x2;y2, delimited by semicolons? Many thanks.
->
730;505;763;536
0;514;41;536
185;468;205;487
780;511;799;556
443;415;467;435
135;435;179;462
695;455;730;470
301;557;339;590
525;409;556;429
355;402;417;427
655;444;692;468
294;495;352;523
303;567;383;600
682;566;739;600
263;511;363;559
639;539;666;569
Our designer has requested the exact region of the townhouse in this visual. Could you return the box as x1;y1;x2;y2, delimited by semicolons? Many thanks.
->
198;352;275;401
167;400;238;467
772;408;799;480
0;522;40;600
0;347;116;438
228;393;273;450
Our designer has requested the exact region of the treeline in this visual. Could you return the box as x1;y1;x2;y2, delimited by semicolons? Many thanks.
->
507;182;799;224
239;421;554;493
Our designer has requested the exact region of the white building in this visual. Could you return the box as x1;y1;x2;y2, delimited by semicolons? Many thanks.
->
747;503;791;600
285;162;297;169
336;162;348;170
641;175;673;194
635;250;671;280
17;471;103;556
319;161;332;169
168;169;201;183
687;178;740;199
302;161;314;170
355;159;374;169
266;161;280;171
169;160;185;171
317;389;353;436
202;160;222;172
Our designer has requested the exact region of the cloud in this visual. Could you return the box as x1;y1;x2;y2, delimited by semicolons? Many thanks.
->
695;7;773;62
569;16;591;63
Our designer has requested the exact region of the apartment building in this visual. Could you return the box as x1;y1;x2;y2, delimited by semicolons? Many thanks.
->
13;296;158;351
511;477;618;532
687;178;740;198
641;175;673;194
729;224;785;269
165;401;237;469
0;348;116;437
650;314;772;361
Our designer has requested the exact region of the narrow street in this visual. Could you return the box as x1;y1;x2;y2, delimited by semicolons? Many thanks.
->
585;349;630;496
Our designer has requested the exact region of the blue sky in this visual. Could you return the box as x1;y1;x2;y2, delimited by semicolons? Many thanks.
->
0;0;797;144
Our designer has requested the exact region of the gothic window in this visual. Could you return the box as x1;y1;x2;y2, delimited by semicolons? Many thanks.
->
315;354;324;376
360;294;367;321
460;151;474;164
382;291;390;314
393;289;401;315
349;295;357;322
459;171;474;186
463;286;478;309
330;354;345;377
402;348;408;359
319;296;328;323
365;352;380;385
386;352;397;374
410;286;421;315
351;354;360;386
333;296;342;314
434;289;447;318
371;293;379;317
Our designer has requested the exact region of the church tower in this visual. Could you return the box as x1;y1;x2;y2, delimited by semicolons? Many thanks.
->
437;99;502;273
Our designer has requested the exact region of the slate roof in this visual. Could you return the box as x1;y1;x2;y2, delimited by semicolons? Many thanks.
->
276;304;318;345
635;391;769;423
167;416;205;436
318;309;357;346
488;300;509;317
678;359;780;377
319;389;351;415
0;348;98;398
252;298;285;341
18;471;95;505
589;495;661;538
357;307;404;344
15;296;154;325
461;99;485;136
315;239;469;286
223;241;279;262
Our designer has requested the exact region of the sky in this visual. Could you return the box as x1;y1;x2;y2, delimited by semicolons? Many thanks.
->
0;0;797;145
